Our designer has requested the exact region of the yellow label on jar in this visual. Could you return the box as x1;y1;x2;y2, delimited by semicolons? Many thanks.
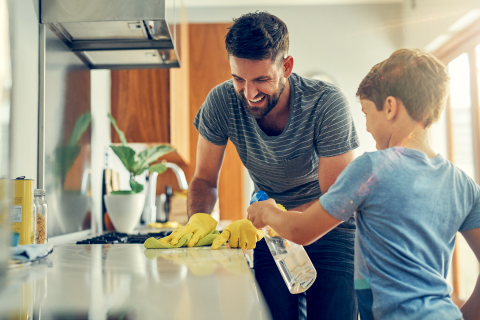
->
11;179;35;245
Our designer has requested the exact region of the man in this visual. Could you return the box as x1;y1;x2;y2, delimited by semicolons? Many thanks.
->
160;12;359;319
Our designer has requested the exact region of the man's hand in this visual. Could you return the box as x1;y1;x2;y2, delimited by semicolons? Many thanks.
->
247;198;279;229
159;213;217;247
211;219;263;250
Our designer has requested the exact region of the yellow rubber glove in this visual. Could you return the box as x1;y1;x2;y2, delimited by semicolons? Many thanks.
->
158;213;217;247
211;219;263;250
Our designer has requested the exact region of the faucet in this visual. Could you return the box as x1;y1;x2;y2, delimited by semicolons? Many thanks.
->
144;162;188;224
164;162;188;190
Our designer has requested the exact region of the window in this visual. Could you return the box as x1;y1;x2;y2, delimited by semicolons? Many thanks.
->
433;18;480;304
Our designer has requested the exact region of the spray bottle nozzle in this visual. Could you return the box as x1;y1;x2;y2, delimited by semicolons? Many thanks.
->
250;191;268;205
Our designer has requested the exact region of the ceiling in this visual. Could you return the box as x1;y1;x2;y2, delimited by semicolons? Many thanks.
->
183;0;404;7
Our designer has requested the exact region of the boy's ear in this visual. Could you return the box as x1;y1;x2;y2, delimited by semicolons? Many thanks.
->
383;96;398;121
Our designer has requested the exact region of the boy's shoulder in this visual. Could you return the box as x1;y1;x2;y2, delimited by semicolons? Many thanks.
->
358;147;478;191
351;147;406;168
359;147;446;168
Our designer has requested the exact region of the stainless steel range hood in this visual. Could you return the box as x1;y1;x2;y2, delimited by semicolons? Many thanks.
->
40;0;181;69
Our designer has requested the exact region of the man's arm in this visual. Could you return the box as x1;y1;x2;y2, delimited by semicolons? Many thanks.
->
288;151;356;212
318;151;356;193
187;135;226;218
459;228;480;320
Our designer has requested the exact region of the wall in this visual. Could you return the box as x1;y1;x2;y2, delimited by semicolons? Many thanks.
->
402;0;480;50
1;0;12;273
8;0;38;181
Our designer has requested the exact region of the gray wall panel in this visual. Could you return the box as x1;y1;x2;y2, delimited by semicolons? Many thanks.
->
44;27;91;237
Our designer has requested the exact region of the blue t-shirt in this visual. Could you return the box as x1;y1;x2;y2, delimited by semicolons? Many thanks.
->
320;147;480;320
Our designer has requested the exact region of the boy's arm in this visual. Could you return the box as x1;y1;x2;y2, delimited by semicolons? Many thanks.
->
248;154;368;245
248;199;343;245
459;228;480;320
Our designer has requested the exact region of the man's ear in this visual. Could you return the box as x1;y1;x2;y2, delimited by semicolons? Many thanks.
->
282;56;294;78
383;96;398;121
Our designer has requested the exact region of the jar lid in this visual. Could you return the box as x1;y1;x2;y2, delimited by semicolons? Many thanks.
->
34;189;46;195
12;176;34;181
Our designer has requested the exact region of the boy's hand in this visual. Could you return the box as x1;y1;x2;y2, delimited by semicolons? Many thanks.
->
247;198;278;229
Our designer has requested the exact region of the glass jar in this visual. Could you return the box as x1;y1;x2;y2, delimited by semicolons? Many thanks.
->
34;189;48;244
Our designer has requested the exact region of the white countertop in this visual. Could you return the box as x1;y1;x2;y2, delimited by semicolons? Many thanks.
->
0;244;272;320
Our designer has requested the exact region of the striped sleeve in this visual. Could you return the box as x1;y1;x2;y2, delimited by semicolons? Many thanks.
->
193;84;230;146
315;87;359;157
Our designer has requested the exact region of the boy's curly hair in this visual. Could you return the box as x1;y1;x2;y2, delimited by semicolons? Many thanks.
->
356;49;449;128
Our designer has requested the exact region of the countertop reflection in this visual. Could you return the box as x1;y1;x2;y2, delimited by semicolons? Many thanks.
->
0;244;272;320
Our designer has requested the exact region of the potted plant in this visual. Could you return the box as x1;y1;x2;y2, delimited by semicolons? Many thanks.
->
104;113;175;233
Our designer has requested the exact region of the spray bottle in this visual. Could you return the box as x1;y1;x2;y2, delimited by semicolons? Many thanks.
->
251;191;317;294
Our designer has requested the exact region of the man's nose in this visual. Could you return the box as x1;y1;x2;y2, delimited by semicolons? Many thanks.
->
244;81;259;100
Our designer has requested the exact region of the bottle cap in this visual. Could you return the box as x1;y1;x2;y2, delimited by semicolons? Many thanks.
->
34;189;46;195
250;191;268;204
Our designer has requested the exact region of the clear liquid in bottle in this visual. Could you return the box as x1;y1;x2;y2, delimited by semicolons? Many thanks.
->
262;226;316;294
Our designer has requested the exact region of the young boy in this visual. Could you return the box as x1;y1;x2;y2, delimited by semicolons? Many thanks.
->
247;48;480;320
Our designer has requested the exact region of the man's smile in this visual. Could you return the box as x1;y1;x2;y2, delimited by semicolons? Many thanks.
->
249;95;266;105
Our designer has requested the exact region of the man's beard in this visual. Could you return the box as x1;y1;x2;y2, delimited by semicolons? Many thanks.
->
237;81;286;119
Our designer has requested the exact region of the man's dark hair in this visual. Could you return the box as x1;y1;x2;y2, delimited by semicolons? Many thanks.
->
225;11;289;62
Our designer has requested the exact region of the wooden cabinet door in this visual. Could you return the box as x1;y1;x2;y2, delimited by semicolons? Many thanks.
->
188;23;245;221
110;69;170;144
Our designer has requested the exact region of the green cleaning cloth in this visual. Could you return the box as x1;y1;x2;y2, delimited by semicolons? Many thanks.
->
144;229;222;249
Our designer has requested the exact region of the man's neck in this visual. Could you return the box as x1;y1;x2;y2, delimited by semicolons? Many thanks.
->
256;79;291;136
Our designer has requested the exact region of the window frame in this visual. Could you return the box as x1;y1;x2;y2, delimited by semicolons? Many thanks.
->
433;17;480;305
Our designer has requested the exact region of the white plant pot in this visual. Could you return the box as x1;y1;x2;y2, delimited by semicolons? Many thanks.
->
104;194;146;233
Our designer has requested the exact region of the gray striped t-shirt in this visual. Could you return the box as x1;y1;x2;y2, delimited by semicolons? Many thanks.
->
194;73;360;209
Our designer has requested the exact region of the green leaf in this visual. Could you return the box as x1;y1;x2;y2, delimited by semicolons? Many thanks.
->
136;145;175;170
68;112;92;147
111;190;135;195
108;113;128;146
132;165;148;177
110;145;136;172
129;180;144;193
147;163;167;174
